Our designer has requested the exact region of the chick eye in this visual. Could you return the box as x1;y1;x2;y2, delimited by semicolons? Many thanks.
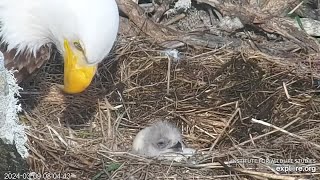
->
156;140;168;149
73;41;84;52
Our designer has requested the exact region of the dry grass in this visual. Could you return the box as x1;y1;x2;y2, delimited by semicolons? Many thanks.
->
17;24;320;179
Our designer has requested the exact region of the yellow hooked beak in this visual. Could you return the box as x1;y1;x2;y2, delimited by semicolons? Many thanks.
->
61;39;97;94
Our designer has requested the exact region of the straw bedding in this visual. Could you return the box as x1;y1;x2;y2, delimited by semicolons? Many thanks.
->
18;8;320;180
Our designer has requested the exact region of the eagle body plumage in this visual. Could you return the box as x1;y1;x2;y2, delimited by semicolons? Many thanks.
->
0;0;119;88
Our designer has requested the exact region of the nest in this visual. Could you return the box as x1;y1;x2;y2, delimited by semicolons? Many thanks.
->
19;1;320;179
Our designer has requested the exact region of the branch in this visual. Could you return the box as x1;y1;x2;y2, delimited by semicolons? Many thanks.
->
116;0;241;49
0;51;28;159
117;0;179;42
0;52;9;124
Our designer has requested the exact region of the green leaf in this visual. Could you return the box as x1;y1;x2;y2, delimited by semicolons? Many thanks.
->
91;163;121;179
91;171;104;180
106;163;121;172
295;16;305;31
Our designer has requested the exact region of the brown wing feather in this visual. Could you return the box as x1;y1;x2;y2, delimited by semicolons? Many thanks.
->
1;43;53;83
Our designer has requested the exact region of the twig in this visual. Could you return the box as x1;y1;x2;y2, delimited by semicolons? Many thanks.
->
210;108;240;151
46;125;68;148
166;56;171;95
163;14;186;26
233;168;309;180
233;117;301;148
282;82;290;99
251;118;320;150
287;1;304;15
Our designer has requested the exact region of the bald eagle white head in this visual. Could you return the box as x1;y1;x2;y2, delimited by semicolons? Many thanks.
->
0;0;119;93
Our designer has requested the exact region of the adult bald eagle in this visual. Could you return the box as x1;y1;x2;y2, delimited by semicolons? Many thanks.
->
0;0;119;93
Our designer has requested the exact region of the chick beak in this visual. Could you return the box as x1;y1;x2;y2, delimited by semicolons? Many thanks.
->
170;141;183;152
